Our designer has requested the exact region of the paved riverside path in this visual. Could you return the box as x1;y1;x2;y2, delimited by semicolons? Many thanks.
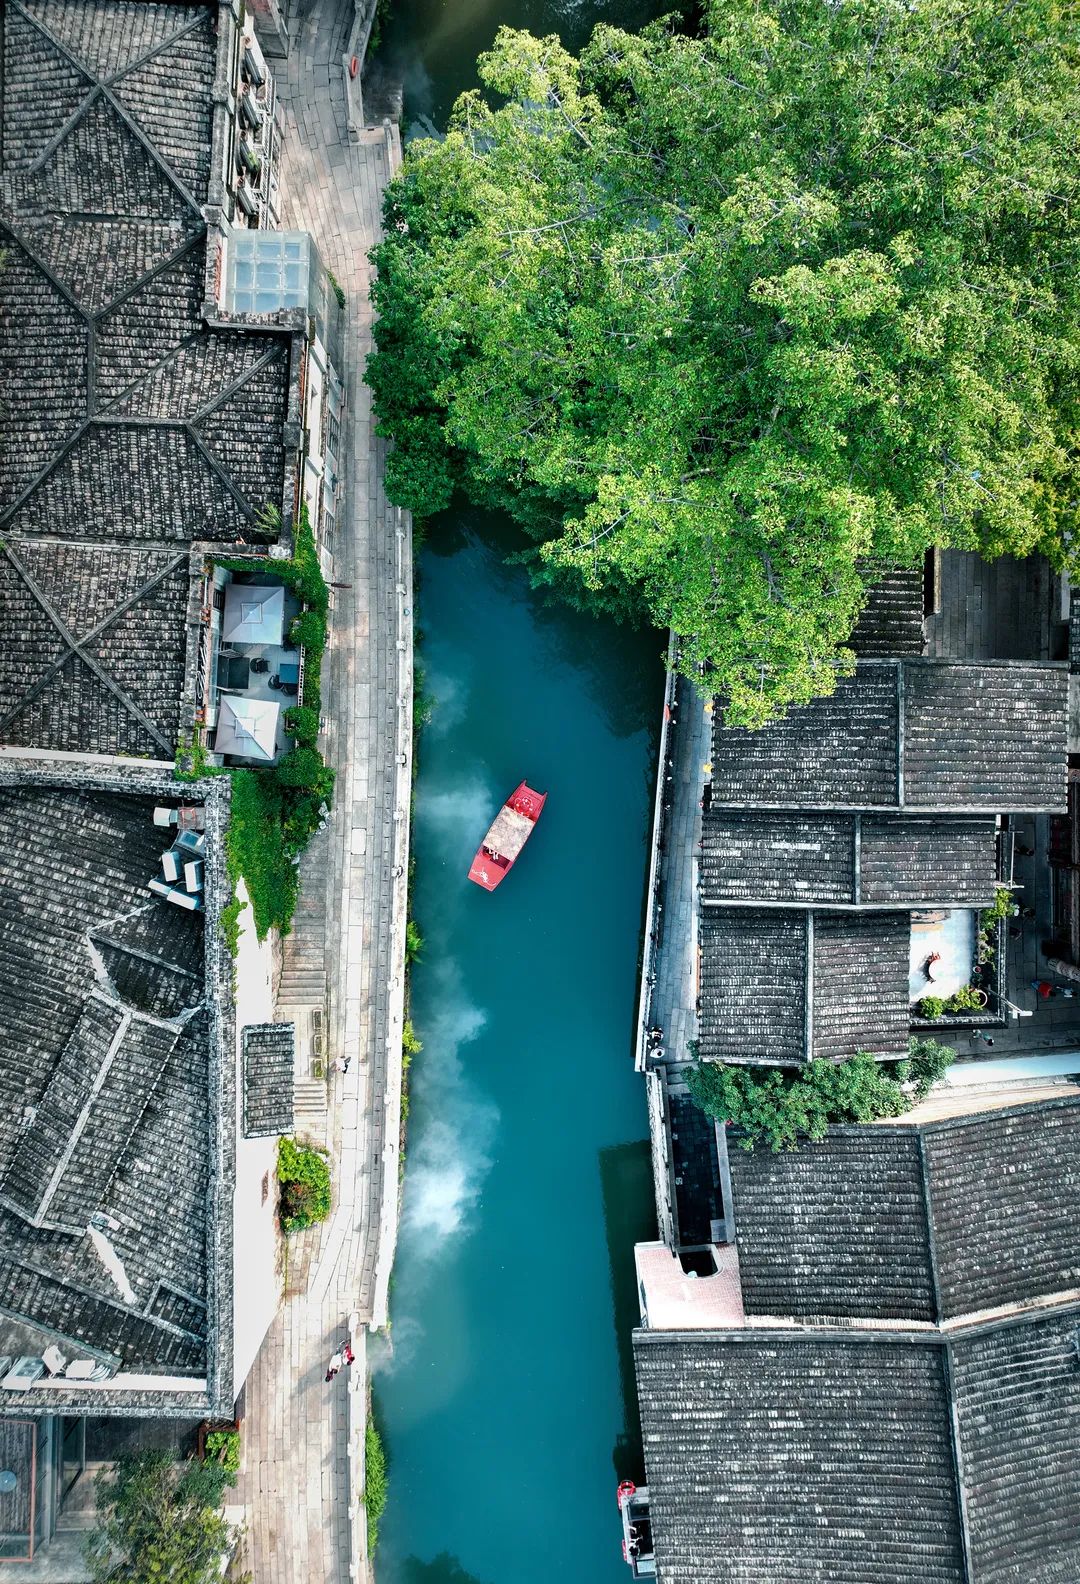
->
232;3;410;1580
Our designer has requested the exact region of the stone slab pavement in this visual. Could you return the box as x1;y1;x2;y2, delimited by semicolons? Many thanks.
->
232;3;411;1581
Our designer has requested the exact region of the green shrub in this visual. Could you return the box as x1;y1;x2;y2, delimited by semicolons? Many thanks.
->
284;705;320;745
85;1451;245;1584
405;920;423;964
946;984;985;1012
326;267;346;310
204;1430;240;1481
918;995;946;1020
275;747;325;789
277;1137;331;1233
981;886;1019;926
687;1041;955;1153
290;609;327;652
364;1418;388;1556
402;1020;422;1057
226;769;298;942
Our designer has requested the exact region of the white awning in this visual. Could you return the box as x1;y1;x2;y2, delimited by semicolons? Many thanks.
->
214;694;281;762
222;582;286;646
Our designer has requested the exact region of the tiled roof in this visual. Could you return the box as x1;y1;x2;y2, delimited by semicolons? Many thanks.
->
242;1024;295;1138
850;566;926;657
952;1309;1080;1584
710;662;1067;813
922;1100;1080;1321
731;1130;936;1322
697;910;911;1066
0;0;292;757
636;1309;1080;1584
727;1098;1080;1325
700;811;998;908
0;782;216;1379
635;1329;966;1584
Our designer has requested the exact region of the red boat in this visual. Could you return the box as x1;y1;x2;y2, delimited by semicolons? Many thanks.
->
468;781;547;890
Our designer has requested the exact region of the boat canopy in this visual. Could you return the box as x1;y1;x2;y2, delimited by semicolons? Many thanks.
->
485;805;534;861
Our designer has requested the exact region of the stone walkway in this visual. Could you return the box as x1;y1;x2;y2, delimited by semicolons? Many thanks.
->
232;3;410;1581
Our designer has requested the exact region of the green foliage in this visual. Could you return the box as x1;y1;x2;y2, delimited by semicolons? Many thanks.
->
85;1450;245;1584
405;920;423;965
687;1040;955;1151
274;746;325;789
918;995;946;1020
326;267;346;310
402;1019;423;1057
900;1038;957;1098
203;1431;240;1481
290;609;327;652
276;1137;332;1233
369;5;1080;725
946;984;985;1012
364;1418;389;1556
226;769;298;941
981;886;1019;928
284;705;320;745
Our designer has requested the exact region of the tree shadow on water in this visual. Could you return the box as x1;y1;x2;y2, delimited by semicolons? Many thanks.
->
393;1555;493;1584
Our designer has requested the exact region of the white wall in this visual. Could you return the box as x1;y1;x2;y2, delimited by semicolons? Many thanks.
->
231;880;282;1393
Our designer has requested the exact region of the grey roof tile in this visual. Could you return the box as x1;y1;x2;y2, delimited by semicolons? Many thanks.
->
923;1101;1080;1320
731;1131;936;1322
635;1330;965;1584
242;1024;295;1138
859;816;998;906
811;913;911;1061
850;567;926;657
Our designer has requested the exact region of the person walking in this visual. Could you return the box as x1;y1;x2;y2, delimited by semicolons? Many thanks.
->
325;1350;344;1382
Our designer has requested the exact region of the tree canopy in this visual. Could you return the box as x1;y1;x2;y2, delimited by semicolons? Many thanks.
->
685;1040;955;1151
369;0;1080;723
85;1451;243;1584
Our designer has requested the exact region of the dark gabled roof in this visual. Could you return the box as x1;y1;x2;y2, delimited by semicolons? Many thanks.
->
0;0;292;756
921;1100;1080;1320
698;911;910;1067
712;665;899;807
700;811;998;908
730;1130;936;1322
951;1309;1080;1584
636;1310;1080;1584
0;777;225;1388
850;566;926;657
634;1329;966;1584
726;1098;1080;1326
242;1024;295;1138
859;815;997;906
710;662;1067;813
698;911;808;1065
700;811;855;905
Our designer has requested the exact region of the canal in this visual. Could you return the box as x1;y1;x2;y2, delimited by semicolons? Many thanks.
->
370;9;669;1580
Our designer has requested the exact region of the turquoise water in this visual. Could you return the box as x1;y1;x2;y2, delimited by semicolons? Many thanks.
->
373;509;662;1584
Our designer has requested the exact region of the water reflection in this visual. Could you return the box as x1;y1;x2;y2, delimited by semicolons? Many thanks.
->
394;1557;493;1584
372;0;674;136
599;1141;655;1483
425;506;663;742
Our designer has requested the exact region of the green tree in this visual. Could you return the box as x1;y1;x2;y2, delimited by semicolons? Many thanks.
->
85;1451;244;1584
686;1041;954;1151
369;3;1080;724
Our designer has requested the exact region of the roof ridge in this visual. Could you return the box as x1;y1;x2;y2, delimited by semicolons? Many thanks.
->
10;0;204;221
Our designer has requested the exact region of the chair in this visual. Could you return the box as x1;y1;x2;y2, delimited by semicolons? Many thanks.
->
281;681;299;697
249;657;269;674
268;674;283;690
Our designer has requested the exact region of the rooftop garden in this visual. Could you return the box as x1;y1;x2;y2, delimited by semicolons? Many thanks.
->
179;503;334;945
687;1040;955;1153
912;888;1017;1025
